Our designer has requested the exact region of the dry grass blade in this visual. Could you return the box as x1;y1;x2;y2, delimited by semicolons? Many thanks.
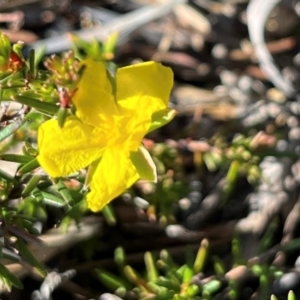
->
0;216;103;294
28;0;187;54
247;0;295;96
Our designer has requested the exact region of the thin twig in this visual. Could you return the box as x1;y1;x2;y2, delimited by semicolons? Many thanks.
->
247;0;295;96
27;0;187;55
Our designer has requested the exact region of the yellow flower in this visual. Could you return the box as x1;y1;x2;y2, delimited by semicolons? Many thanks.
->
37;59;175;212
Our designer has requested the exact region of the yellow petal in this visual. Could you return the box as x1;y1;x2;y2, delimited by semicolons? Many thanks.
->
117;61;173;108
86;147;139;212
130;146;157;182
72;59;118;129
115;62;174;150
37;117;105;177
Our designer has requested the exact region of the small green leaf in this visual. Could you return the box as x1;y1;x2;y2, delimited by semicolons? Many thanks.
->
12;95;58;114
14;238;47;277
17;158;39;175
0;119;23;142
28;49;36;78
12;42;25;62
22;141;38;157
59;200;87;232
41;191;67;207
22;175;42;197
57;107;69;128
194;239;209;274
114;247;126;267
182;264;193;283
0;263;23;289
85;158;101;187
288;290;296;300
95;268;131;291
232;233;243;265
155;276;180;291
123;265;149;290
89;39;102;59
144;252;158;282
103;32;119;56
175;264;187;281
56;180;73;205
202;279;222;295
227;160;240;184
148;109;177;133
1;154;33;164
33;46;46;69
130;146;157;182
159;249;178;272
187;284;200;297
212;256;225;276
102;204;116;226
251;264;263;276
0;32;11;68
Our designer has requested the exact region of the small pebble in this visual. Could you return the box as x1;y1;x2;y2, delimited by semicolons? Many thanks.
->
121;193;132;202
189;180;203;191
212;43;228;59
179;197;192;210
228;87;249;104
267;88;286;103
284;175;296;192
213;85;228;97
272;272;300;296
295;2;300;16
166;224;186;238
238;75;253;92
295;255;300;268
267;102;282;119
287;116;299;128
32;222;43;234
220;70;238;88
293;53;300;66
189;191;202;203
276;140;289;152
133;196;149;210
99;293;123;300
289;127;300;142
289;101;300;115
